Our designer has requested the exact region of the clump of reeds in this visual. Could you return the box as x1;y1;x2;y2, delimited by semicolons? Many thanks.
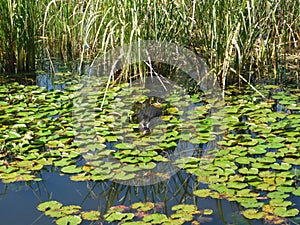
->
0;0;40;73
192;0;299;88
1;0;299;88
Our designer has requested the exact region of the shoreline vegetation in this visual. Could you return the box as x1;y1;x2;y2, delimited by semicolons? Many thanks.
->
0;0;299;87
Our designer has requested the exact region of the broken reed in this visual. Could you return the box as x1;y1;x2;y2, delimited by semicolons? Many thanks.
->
0;0;299;86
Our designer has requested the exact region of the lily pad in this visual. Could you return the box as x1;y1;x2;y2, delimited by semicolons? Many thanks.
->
56;215;82;225
81;211;100;221
61;165;82;174
37;201;63;212
273;207;299;217
143;213;168;223
131;202;154;211
193;189;212;198
242;209;264;219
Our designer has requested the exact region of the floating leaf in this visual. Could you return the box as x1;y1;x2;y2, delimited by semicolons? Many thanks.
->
131;202;154;211
138;162;156;170
267;191;289;199
81;211;100;221
248;146;267;154
143;213;168;224
170;212;193;220
115;143;136;149
113;172;135;181
60;205;81;215
227;181;248;189
37;201;63;212
122;165;141;172
56;215;82;225
292;188;300;196
273;207;299;217
171;204;197;213
105;212;134;222
193;189;212;198
61;165;82;174
235;157;255;165
203;209;213;215
271;163;292;171
70;173;90;181
242;209;264;219
239;167;258;175
238;198;264;208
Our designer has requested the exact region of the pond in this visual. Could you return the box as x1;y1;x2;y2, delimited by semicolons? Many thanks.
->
1;64;300;225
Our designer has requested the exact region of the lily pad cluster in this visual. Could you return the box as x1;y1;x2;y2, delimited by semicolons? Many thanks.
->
2;80;300;224
0;78;215;185
191;85;300;223
37;200;100;225
0;82;78;183
72;81;215;185
37;200;213;225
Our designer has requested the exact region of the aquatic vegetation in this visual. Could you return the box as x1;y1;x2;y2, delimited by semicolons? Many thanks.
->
192;85;300;223
1;0;298;89
37;200;212;225
1;81;300;224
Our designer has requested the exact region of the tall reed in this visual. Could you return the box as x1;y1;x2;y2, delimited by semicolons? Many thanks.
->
0;0;39;73
1;0;299;88
40;0;300;86
193;0;299;89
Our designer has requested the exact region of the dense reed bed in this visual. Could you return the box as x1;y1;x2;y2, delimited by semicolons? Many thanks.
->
0;0;299;86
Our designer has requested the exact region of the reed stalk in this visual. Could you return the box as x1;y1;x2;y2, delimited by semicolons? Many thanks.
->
0;0;299;87
0;0;38;73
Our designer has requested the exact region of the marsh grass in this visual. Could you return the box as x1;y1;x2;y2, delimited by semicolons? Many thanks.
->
0;0;299;88
193;0;299;88
0;0;40;73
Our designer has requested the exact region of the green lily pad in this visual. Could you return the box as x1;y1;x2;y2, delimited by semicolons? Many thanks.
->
122;165;141;172
5;131;22;140
81;211;100;220
248;146;267;154
131;202;154;211
292;188;300;196
170;212;193;220
171;204;197;213
271;163;292;171
270;199;292;207
115;143;136;149
61;165;82;174
143;213;168;223
273;207;299;217
203;209;213;215
239;167;259;175
37;201;63;212
193;189;212;198
227;181;248;189
56;215;82;225
60;205;81;214
277;186;295;193
235;157;255;165
113;172;135;180
238;198;264;208
138;162;156;170
105;212;134;222
242;209;264;219
267;191;289;199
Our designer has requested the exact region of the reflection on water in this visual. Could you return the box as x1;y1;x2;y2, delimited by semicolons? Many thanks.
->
0;169;264;225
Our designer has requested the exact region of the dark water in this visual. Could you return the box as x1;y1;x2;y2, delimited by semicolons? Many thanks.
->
0;169;264;225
